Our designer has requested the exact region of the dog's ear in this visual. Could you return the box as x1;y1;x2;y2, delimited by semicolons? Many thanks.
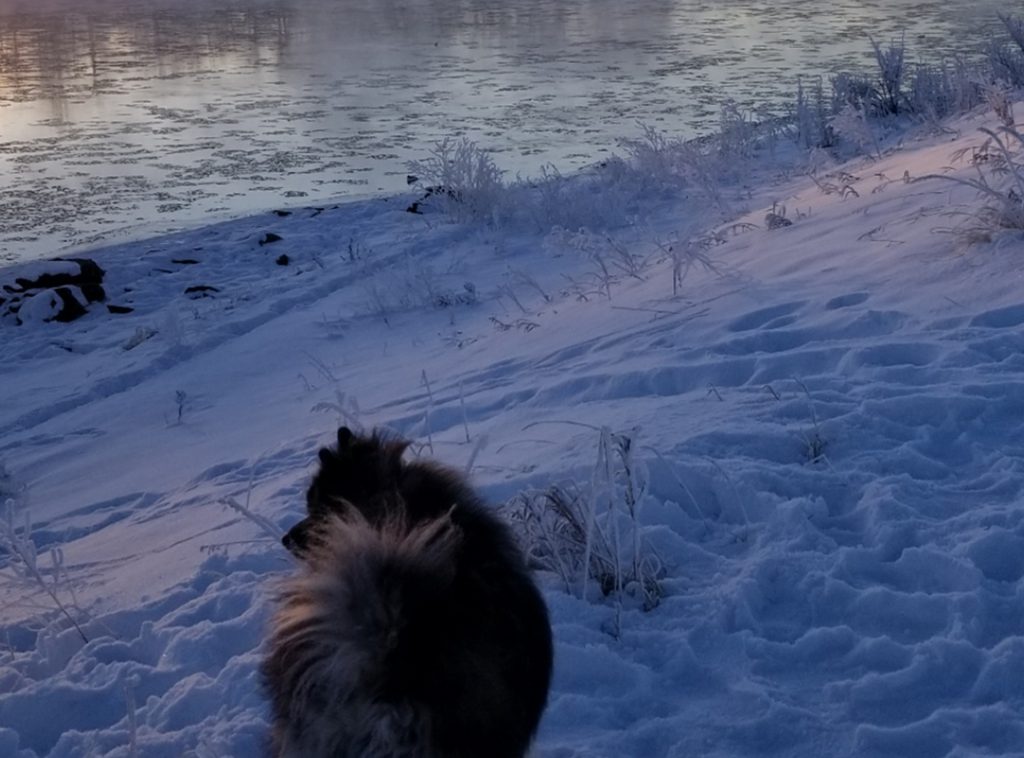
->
317;427;355;467
384;439;410;478
337;427;355;449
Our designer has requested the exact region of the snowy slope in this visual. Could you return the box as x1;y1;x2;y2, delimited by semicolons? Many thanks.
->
2;105;1024;757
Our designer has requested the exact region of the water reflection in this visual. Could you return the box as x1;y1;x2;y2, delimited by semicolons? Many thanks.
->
0;0;1008;262
0;3;293;113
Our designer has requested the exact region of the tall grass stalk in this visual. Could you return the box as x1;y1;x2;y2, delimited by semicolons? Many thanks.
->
1;498;89;643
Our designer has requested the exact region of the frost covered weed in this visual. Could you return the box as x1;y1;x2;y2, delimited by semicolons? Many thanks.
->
362;256;479;321
982;82;1016;128
1001;11;1024;52
0;471;89;643
615;124;687;192
719;100;767;157
221;496;282;541
647;230;724;298
526;164;635;231
312;388;363;430
792;77;833;150
503;428;663;617
616;124;732;213
406;138;507;224
870;34;907;116
986;41;1024;89
925;126;1024;243
172;389;189;425
830;104;883;160
764;202;793;230
792;378;828;465
124;674;140;758
302;354;366;431
906;56;981;124
994;11;1024;86
809;169;861;200
419;369;436;455
550;226;652;288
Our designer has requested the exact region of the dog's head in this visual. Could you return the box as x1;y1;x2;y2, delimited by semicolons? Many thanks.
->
282;426;410;557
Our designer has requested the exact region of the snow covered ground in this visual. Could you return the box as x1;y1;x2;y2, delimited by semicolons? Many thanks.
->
2;100;1024;757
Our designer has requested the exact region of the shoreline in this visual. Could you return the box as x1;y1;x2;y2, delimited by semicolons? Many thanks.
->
1;3;1015;266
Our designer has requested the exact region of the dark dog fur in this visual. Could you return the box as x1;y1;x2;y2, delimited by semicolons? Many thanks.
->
263;427;553;758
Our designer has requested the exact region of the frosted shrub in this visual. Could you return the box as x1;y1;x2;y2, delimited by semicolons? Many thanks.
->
406;138;507;224
792;77;833;149
991;12;1024;83
830;103;881;159
986;14;1024;87
831;72;876;115
938;57;985;115
870;34;907;115
623;124;737;212
905;57;983;122
526;164;635;232
903;64;945;122
983;82;1015;128
532;116;750;231
616;124;690;193
718;100;760;157
361;256;479;320
999;12;1024;56
986;40;1024;88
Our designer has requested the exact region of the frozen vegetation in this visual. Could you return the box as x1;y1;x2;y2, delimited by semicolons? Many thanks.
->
3;20;1024;757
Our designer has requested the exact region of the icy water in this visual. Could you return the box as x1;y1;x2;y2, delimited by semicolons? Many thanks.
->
0;0;1007;262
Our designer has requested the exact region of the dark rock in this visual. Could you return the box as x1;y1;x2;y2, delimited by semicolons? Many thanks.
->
107;304;135;314
80;283;106;303
3;258;107;325
13;257;105;292
259;232;283;246
184;285;221;298
276;254;290;266
272;210;293;217
68;257;105;283
52;287;88;322
171;258;200;265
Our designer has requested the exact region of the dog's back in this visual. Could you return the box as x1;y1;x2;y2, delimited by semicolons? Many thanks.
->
264;428;553;758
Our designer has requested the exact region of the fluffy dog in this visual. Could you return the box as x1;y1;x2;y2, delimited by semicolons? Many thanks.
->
263;427;553;758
